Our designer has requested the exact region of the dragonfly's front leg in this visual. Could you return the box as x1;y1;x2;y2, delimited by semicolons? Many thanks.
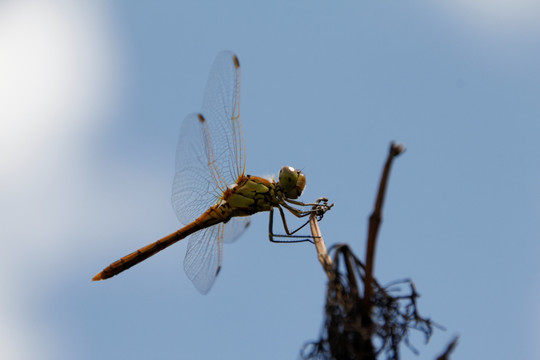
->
310;197;334;219
284;196;330;208
280;201;312;218
282;197;334;220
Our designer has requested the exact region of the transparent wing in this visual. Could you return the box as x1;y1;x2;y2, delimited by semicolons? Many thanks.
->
172;51;248;293
183;224;223;294
172;51;245;225
222;217;251;244
172;113;221;225
200;51;246;188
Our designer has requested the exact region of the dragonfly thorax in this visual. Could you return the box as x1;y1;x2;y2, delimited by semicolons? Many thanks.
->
278;166;306;200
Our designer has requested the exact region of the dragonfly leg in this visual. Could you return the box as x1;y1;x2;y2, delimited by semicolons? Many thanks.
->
282;197;334;220
268;206;316;244
284;196;329;208
268;198;334;243
280;201;311;218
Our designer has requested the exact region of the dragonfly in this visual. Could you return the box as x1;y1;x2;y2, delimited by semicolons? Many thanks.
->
93;51;330;294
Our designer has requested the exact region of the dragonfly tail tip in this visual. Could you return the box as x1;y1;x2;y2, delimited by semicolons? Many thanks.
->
92;273;104;281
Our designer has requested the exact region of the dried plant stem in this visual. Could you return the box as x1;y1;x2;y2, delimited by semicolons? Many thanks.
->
310;210;333;277
363;142;405;318
302;142;456;360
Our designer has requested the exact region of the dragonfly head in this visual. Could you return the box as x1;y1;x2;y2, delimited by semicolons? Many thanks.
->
278;166;306;199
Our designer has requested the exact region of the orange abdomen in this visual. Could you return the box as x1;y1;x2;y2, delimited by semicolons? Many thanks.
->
92;205;227;281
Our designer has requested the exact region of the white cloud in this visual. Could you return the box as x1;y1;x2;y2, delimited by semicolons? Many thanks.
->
0;1;122;358
439;0;540;34
0;1;119;177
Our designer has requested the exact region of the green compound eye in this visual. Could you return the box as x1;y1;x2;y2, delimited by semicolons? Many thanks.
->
278;166;306;199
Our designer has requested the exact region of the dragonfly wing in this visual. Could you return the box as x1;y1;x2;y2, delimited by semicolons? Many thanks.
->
173;51;245;224
173;52;248;293
200;51;246;187
183;223;224;294
172;113;221;225
222;217;251;244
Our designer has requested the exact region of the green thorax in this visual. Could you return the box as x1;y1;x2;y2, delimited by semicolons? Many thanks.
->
224;175;279;216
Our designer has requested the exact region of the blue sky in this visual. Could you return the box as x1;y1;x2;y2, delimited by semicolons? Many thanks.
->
1;1;539;359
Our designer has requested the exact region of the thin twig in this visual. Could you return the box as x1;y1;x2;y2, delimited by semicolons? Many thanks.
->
363;142;406;320
436;336;459;360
